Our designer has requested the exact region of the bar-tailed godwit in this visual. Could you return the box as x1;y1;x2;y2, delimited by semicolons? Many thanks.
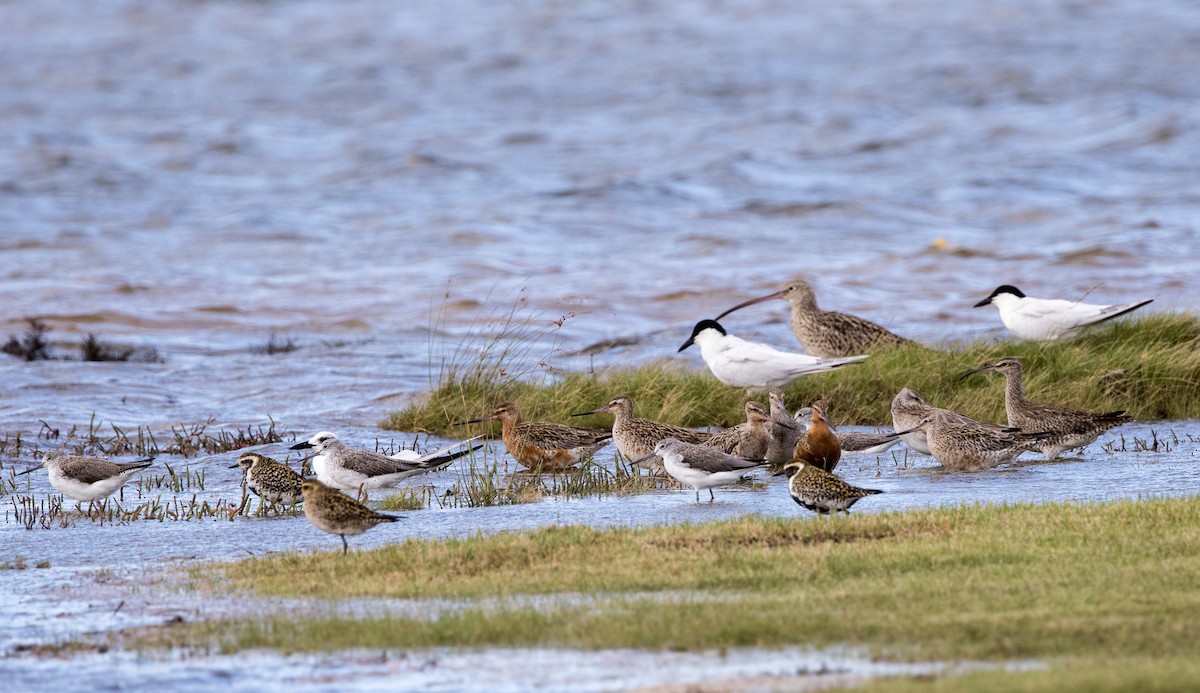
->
960;357;1132;459
459;401;610;471
715;278;919;357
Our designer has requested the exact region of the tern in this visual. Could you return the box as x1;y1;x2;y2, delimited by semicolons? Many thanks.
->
973;285;1152;341
677;319;868;392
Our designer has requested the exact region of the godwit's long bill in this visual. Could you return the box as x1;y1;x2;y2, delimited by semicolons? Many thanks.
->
959;357;1132;459
457;401;610;471
714;278;919;358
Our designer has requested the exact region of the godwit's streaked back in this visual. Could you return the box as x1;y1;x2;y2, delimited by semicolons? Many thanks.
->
973;285;1153;341
703;400;773;461
889;387;1006;456
715;278;919;358
459;401;610;471
960;357;1132;460
572;395;712;472
900;412;1048;471
766;388;805;470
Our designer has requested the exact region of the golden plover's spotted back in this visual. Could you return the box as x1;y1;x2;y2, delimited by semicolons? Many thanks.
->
783;460;882;515
230;451;304;511
300;479;399;554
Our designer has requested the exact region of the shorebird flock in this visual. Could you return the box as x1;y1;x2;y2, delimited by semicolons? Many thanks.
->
13;278;1150;551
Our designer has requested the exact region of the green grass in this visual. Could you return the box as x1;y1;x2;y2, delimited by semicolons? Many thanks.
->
383;313;1200;435
151;497;1200;673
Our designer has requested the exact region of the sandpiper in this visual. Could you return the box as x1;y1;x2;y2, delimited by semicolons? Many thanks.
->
300;479;399;554
715;278;919;357
767;394;900;475
230;451;304;511
973;285;1153;341
572;395;712;472
898;412;1049;471
836;430;903;455
889;387;1007;455
633;438;767;502
458;401;611;471
766;388;805;469
678;319;868;391
791;399;841;473
291;432;480;492
783;460;882;515
703;401;774;461
960;357;1133;459
17;450;153;502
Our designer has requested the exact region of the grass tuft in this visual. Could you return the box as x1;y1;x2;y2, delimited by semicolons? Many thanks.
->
385;313;1200;434
2;318;51;361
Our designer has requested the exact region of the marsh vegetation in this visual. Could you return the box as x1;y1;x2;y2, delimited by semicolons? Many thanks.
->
118;497;1200;690
387;313;1200;437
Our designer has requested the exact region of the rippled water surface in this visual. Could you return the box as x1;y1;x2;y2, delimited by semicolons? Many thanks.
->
2;0;1199;688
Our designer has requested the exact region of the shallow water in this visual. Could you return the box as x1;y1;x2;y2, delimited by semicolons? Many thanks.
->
6;644;1016;693
2;0;1199;688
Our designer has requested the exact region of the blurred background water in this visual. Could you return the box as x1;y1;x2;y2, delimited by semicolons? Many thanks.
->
1;0;1197;436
